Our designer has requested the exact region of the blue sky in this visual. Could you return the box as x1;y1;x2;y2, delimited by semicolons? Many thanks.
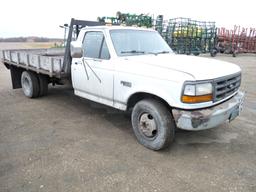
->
0;0;255;38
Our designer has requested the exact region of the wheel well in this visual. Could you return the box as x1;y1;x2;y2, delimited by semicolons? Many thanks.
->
127;92;172;112
6;65;53;89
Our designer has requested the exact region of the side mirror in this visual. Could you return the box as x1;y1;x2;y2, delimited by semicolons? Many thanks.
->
70;41;83;58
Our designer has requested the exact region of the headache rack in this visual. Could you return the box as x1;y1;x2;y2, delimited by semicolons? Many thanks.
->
63;18;116;76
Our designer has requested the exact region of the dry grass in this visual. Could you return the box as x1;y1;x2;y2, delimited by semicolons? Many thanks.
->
24;42;60;48
0;42;61;50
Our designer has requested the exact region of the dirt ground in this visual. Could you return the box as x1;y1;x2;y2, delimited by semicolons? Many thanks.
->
0;43;255;192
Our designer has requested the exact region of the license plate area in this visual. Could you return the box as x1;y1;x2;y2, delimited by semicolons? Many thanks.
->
229;105;240;122
229;97;244;122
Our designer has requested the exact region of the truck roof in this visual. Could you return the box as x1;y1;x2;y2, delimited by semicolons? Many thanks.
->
81;25;155;32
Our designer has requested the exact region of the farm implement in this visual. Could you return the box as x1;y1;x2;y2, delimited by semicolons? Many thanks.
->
96;12;256;57
217;26;256;57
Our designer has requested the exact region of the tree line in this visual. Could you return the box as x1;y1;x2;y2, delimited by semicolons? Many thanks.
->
0;37;62;42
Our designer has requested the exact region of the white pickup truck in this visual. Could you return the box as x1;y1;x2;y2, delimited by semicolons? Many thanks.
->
1;19;244;150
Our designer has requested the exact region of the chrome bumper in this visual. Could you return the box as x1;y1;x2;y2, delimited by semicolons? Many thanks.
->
172;91;245;131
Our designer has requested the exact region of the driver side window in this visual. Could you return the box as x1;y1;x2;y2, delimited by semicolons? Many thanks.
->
83;31;110;60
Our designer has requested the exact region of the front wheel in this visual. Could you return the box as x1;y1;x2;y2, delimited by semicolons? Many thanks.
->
131;99;175;150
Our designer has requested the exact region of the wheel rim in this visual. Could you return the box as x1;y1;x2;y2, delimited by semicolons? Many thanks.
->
139;113;157;138
22;76;31;96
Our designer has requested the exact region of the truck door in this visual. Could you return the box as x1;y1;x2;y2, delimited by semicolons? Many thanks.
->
71;31;114;105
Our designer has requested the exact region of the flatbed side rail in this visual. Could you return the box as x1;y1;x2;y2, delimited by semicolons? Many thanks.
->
1;49;64;78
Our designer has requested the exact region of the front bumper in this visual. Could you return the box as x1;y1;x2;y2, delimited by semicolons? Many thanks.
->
172;91;245;131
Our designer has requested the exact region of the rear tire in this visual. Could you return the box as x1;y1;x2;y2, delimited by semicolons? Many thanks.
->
131;99;175;150
21;71;40;98
38;74;48;96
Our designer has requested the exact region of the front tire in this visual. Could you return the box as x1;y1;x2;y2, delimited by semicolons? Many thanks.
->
21;71;40;98
131;99;175;150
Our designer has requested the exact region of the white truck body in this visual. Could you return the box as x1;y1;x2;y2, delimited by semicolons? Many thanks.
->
1;20;244;150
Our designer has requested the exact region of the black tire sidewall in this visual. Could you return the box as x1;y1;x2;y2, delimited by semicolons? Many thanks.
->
131;99;175;150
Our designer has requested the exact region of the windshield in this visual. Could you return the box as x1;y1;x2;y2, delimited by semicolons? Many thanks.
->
110;29;173;56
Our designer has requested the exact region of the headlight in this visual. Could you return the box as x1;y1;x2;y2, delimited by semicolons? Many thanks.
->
182;82;213;103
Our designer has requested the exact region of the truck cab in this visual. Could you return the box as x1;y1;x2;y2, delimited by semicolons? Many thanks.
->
70;26;244;150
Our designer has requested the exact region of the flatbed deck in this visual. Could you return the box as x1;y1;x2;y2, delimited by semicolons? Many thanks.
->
1;48;65;78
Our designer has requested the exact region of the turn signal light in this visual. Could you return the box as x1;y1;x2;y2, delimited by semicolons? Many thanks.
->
181;94;213;103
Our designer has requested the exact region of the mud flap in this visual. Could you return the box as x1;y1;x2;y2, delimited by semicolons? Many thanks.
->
9;65;23;89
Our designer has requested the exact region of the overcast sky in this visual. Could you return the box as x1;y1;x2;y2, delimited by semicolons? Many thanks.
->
0;0;255;38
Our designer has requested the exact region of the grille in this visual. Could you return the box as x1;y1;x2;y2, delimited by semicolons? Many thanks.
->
213;73;241;102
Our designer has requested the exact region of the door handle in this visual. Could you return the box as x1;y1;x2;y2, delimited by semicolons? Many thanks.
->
93;59;102;62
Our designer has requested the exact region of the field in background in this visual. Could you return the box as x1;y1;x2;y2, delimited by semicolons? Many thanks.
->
0;42;62;50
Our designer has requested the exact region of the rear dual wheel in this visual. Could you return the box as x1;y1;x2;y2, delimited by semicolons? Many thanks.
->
21;71;48;98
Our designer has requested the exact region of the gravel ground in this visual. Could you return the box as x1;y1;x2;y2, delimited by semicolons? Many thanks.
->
0;43;256;192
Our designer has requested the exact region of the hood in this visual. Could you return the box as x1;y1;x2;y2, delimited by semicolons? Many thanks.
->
124;54;241;80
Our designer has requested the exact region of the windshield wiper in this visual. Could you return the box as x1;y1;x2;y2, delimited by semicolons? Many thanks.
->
120;50;170;55
157;51;170;54
121;50;145;54
147;51;170;55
